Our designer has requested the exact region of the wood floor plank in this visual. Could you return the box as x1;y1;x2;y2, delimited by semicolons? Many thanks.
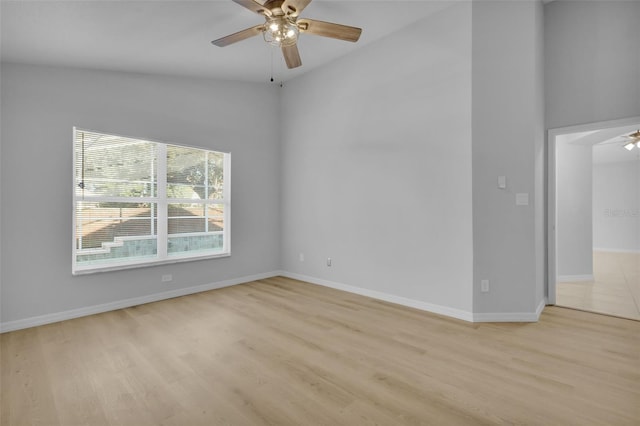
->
2;276;639;425
1;327;61;426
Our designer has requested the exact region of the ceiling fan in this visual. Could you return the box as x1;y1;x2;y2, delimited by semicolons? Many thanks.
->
211;0;362;69
622;130;640;151
597;129;640;151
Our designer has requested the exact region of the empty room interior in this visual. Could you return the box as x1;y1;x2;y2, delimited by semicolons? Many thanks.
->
1;0;639;425
554;124;640;320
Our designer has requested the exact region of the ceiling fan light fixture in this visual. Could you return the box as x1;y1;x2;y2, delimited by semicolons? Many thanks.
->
211;0;363;69
624;141;636;151
263;17;299;47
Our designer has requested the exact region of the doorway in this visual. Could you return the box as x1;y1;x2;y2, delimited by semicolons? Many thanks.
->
548;117;640;320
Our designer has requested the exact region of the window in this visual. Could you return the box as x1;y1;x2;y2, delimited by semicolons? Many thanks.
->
73;129;230;274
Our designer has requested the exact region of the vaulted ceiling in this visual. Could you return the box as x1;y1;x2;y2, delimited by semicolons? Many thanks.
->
1;0;457;83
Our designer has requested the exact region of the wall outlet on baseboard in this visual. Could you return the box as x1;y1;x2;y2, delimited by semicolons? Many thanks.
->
481;279;489;293
327;258;332;267
299;252;305;262
161;274;173;282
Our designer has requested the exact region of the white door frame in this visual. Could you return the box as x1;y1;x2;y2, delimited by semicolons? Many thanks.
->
547;116;640;304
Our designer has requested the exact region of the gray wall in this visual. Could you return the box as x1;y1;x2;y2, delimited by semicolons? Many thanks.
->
280;3;474;315
0;63;281;324
280;0;547;319
545;0;640;129
593;161;640;252
556;138;593;278
472;0;545;315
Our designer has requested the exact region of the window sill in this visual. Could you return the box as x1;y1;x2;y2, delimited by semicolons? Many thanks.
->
72;252;231;275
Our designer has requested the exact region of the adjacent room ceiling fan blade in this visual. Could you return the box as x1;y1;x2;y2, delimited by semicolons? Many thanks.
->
281;0;312;17
211;25;265;47
282;43;302;69
232;0;272;16
297;18;362;42
624;130;640;140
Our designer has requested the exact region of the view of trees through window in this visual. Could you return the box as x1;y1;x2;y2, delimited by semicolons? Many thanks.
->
73;129;229;273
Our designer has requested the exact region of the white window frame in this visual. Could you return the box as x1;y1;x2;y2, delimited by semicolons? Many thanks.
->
72;128;230;275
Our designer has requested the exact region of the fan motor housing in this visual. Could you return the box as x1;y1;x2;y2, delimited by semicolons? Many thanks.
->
263;0;288;16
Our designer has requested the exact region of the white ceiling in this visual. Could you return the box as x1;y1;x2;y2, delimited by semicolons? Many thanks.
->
563;125;640;164
593;134;640;164
1;0;458;83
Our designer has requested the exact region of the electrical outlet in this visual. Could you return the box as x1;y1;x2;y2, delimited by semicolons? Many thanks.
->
161;274;173;282
299;252;305;262
481;279;489;293
327;258;332;267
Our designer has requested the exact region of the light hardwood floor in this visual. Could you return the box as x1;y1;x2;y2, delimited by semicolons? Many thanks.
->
2;276;639;425
557;251;640;321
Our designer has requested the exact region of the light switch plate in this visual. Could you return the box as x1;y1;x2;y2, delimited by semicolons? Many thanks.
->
516;193;529;206
498;176;506;189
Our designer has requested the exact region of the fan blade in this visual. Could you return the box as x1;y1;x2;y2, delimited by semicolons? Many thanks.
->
232;0;272;16
211;25;264;47
282;44;302;69
297;18;361;42
281;0;312;17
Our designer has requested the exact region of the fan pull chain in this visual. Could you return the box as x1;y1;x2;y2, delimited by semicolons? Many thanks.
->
270;47;274;82
278;47;284;87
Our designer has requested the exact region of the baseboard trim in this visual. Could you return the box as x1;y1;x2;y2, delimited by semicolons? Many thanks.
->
593;248;640;254
538;297;547;317
2;270;548;332
281;271;476;322
473;298;546;323
557;274;594;282
0;271;281;333
282;272;547;323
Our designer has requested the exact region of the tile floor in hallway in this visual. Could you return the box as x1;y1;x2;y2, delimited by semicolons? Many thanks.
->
557;251;640;321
